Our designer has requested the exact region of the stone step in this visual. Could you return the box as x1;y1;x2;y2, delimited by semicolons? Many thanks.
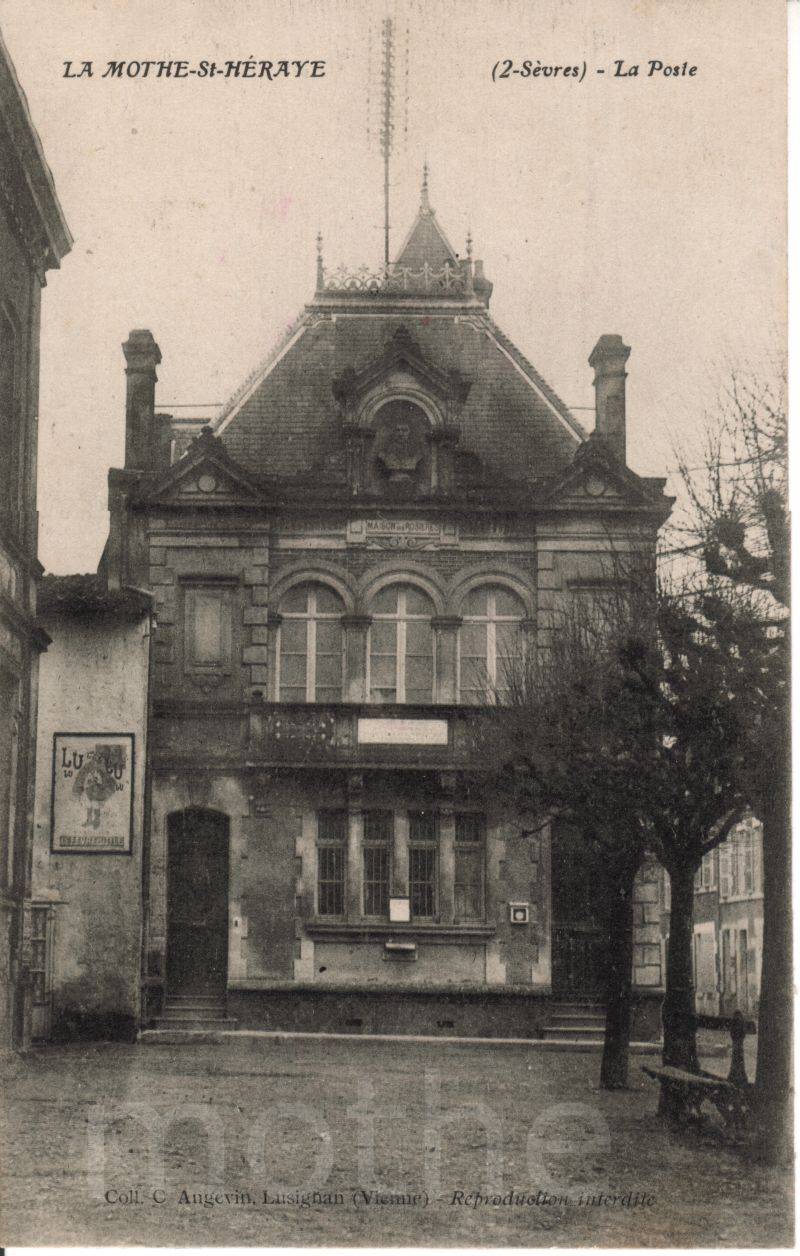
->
162;1004;226;1014
154;1016;238;1030
547;1018;607;1031
164;995;226;1005
160;1011;230;1023
541;1036;606;1047
550;1002;606;1013
138;1027;663;1053
544;1024;609;1038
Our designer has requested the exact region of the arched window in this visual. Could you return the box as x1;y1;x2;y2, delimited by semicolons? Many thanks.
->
369;583;435;704
459;585;525;704
277;583;344;702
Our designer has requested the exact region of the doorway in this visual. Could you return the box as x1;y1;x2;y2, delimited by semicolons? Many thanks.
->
166;809;229;995
550;824;606;999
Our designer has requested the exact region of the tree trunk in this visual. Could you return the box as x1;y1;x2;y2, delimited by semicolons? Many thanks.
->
600;856;638;1089
659;858;699;1119
754;794;793;1162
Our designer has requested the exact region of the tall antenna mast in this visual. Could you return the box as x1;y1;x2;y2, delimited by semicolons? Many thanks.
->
379;16;395;266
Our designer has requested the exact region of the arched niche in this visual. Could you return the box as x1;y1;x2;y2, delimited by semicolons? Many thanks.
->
367;397;434;499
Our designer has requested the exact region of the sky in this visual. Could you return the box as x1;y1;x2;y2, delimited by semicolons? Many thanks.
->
2;0;787;574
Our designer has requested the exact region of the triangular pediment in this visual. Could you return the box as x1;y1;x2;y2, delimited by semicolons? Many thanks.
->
539;434;666;511
560;470;626;504
143;428;265;507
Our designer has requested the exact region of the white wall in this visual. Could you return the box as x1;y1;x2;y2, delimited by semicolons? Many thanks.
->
32;609;150;1037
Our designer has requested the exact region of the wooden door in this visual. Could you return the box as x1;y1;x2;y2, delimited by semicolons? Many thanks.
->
166;809;229;995
550;823;606;999
552;924;606;998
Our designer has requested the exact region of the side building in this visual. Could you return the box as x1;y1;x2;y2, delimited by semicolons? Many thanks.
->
691;816;764;1020
0;29;71;1052
31;576;152;1041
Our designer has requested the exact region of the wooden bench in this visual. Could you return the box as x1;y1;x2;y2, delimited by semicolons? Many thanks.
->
642;1010;755;1132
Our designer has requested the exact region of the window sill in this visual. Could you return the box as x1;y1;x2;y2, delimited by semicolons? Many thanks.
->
306;920;495;943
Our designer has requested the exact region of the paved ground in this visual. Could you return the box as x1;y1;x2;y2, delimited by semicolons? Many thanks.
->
1;1032;792;1248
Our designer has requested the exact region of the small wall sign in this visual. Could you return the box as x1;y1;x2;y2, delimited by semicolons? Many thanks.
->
358;718;449;746
51;733;134;854
389;897;411;923
347;518;458;550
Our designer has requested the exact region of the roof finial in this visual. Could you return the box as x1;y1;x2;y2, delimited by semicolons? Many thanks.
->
316;231;324;290
465;226;474;292
421;160;430;212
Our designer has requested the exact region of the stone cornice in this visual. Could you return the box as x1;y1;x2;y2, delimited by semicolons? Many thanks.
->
0;33;72;272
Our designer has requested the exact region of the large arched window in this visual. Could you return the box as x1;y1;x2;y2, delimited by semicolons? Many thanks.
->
459;585;525;704
277;583;344;702
369;583;435;704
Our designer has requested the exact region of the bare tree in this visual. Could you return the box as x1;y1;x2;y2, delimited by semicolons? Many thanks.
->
672;371;790;1160
496;553;749;1103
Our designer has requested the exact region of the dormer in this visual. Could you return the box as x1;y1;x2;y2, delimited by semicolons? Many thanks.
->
332;325;470;499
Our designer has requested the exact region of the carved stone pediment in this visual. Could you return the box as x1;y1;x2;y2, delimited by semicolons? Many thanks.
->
540;433;662;511
142;427;266;508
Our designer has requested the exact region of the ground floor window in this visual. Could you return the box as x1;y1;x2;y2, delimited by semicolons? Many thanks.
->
317;811;347;915
363;810;392;916
454;813;484;921
315;808;487;924
409;811;438;919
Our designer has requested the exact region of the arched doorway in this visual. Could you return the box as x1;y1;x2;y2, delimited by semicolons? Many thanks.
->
166;809;229;995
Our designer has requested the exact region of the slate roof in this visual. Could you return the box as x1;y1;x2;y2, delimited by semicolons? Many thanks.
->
204;180;665;508
39;575;152;618
215;308;588;490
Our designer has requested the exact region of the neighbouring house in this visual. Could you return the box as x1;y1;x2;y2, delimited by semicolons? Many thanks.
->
657;815;764;1023
31;575;152;1041
691;815;764;1020
0;28;71;1052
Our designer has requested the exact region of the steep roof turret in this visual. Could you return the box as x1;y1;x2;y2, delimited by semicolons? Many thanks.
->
393;164;459;270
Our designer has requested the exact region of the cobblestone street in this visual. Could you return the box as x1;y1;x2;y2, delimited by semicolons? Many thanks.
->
1;1034;791;1247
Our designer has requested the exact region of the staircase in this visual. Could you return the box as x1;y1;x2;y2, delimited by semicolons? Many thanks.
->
542;1002;606;1046
153;994;238;1032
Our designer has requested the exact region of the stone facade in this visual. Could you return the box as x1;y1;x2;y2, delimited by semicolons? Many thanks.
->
0;30;71;1052
68;177;671;1038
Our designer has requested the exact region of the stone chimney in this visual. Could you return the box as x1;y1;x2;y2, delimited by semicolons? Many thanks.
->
588;334;631;464
123;329;162;471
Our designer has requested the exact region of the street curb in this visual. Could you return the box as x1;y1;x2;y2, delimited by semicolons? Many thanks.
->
137;1027;667;1051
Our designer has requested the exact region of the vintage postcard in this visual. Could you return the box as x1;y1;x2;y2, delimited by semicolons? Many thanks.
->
0;0;791;1248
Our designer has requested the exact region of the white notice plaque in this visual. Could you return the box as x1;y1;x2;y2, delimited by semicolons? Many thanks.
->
357;718;449;746
389;897;411;923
